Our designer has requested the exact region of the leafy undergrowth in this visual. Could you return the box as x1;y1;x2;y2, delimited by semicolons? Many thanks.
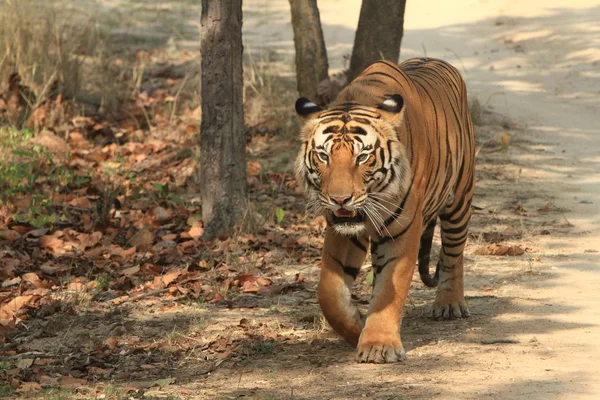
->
0;59;331;398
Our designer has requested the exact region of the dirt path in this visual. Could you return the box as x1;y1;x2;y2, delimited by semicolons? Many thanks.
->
194;1;600;399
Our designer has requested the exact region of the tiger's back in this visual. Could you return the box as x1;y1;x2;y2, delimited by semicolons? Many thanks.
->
335;58;474;216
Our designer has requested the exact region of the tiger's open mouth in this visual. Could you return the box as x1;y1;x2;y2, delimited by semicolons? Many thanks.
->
331;209;366;225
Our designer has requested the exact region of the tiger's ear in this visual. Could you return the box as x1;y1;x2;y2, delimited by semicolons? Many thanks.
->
377;94;405;126
377;94;404;113
295;98;322;119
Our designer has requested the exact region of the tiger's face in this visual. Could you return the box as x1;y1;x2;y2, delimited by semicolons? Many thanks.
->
295;96;412;236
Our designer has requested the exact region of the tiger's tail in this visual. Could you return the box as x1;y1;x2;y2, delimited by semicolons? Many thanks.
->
418;218;439;287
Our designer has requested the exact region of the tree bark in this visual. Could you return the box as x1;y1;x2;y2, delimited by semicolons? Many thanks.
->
200;0;246;239
289;0;329;104
347;0;407;82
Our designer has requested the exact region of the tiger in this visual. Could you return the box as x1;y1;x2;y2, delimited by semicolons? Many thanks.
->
294;57;475;363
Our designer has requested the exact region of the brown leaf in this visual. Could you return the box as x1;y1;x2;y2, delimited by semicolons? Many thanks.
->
104;337;119;350
58;376;87;389
40;262;68;276
25;227;49;238
538;202;552;212
121;265;140;276
151;206;172;224
68;196;91;209
188;221;204;241
0;295;36;320
39;235;65;254
68;282;87;292
33;358;54;366
30;129;70;154
209;293;224;303
0;229;21;241
39;375;59;388
2;277;21;288
258;283;296;296
309;215;327;231
17;358;34;369
474;243;525;256
130;229;154;252
160;269;183;287
22;273;48;289
16;382;42;393
247;161;262;177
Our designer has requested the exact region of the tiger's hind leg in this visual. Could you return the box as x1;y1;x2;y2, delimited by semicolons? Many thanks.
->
433;195;472;320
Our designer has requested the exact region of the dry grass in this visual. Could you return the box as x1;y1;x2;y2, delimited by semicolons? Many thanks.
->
0;1;99;117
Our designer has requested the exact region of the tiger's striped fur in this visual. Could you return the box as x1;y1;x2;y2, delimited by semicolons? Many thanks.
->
294;58;475;363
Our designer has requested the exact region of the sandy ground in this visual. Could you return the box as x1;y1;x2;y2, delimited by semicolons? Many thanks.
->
201;1;600;399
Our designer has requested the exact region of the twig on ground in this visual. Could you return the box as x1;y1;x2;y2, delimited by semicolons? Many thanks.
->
481;338;520;345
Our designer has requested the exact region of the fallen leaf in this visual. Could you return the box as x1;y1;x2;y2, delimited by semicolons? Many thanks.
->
151;206;171;224
39;235;65;254
22;273;47;289
87;367;112;375
68;282;87;292
16;382;42;393
17;358;34;369
2;277;21;288
58;376;87;389
0;295;36;320
26;228;49;238
105;337;119;349
209;293;224;303
160;269;183;287
538;202;552;212
30;129;69;154
130;229;154;252
474;244;525;256
0;229;21;241
152;377;176;388
121;265;140;276
33;358;54;366
68;196;91;209
188;221;204;241
39;375;59;388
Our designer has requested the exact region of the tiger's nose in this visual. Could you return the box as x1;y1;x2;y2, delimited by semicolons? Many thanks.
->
330;195;352;206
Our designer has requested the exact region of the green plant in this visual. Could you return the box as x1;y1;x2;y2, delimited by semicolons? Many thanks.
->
94;274;110;291
0;386;14;397
0;360;12;370
151;182;184;205
0;128;89;227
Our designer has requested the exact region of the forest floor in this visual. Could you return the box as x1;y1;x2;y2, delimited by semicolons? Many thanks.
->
1;1;599;399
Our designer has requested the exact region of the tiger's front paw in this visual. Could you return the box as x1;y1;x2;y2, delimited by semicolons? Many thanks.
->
432;292;470;320
356;330;406;363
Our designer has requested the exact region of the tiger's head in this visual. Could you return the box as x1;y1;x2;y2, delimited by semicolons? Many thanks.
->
294;95;412;236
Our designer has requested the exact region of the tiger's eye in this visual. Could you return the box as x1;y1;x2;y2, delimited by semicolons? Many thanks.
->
356;153;370;164
317;152;329;163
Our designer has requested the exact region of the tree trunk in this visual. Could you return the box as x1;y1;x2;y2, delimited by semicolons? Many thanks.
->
347;0;407;82
289;0;329;104
200;0;246;239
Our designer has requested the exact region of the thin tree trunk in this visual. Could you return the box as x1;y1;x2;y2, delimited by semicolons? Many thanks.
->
289;0;329;104
347;0;407;82
200;0;246;239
